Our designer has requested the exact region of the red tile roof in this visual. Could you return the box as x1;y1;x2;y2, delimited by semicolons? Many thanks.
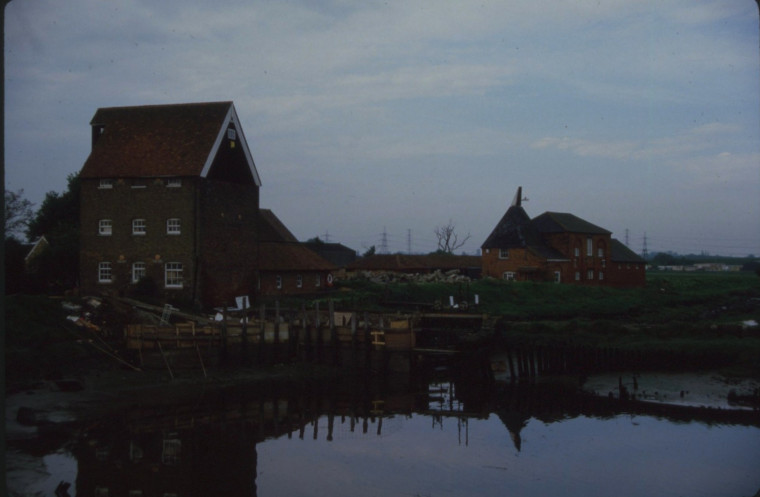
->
80;101;234;179
257;242;336;271
256;209;336;271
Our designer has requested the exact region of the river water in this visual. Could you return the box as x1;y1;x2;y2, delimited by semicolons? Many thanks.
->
6;374;760;497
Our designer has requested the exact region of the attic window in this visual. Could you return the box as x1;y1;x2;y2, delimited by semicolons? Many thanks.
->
227;128;236;140
99;179;113;189
498;249;509;259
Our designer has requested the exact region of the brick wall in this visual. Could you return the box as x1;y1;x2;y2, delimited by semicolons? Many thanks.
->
258;271;333;296
80;177;198;304
198;180;260;307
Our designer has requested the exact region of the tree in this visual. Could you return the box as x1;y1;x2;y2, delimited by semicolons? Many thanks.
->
4;189;34;242
362;245;376;257
434;219;471;254
25;172;81;291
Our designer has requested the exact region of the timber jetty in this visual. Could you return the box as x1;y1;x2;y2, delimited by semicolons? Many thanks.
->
119;298;494;375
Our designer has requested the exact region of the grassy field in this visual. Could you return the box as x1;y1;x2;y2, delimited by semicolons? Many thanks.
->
327;271;760;376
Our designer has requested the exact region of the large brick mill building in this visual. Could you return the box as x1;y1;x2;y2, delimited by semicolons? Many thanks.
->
481;188;645;287
79;101;334;308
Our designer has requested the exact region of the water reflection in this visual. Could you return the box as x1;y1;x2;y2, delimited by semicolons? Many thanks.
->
17;374;760;497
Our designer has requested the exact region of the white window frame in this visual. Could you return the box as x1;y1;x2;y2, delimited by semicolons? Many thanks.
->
599;271;604;281
575;271;580;281
587;269;594;280
164;262;183;288
315;274;321;287
98;262;112;283
597;247;604;258
554;271;561;283
166;218;181;235
161;437;181;466
132;262;146;283
586;237;593;256
502;271;515;281
574;247;580;257
498;248;509;259
276;275;282;289
296;274;303;288
99;179;113;189
99;219;112;236
227;128;237;140
166;178;182;188
132;219;146;235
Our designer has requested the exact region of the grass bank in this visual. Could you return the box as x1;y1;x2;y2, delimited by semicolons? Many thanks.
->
330;272;760;376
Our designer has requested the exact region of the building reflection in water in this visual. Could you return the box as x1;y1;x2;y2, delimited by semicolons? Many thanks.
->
70;374;759;497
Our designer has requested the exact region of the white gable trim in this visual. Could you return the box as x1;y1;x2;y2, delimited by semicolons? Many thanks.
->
200;104;262;186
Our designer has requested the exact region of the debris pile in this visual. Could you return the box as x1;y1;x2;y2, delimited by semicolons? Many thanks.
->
350;269;471;284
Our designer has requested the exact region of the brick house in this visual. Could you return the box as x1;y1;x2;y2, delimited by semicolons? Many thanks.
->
79;101;267;307
257;209;336;295
481;188;645;287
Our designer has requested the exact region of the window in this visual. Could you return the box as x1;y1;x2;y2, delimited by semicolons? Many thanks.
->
227;128;236;140
597;247;604;258
99;219;112;236
132;219;146;235
296;274;303;288
161;437;181;466
132;262;146;283
276;275;282;289
554;271;561;283
587;269;594;280
498;249;509;259
599;271;604;281
166;218;181;235
166;178;181;188
315;274;321;287
575;271;580;281
165;262;183;288
586;238;593;256
99;179;113;189
502;271;515;281
98;262;112;283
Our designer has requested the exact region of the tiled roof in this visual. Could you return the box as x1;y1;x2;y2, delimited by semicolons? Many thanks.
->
257;242;337;271
259;209;298;242
532;212;611;235
80;102;236;179
302;242;358;267
610;239;645;263
256;208;335;271
481;204;538;249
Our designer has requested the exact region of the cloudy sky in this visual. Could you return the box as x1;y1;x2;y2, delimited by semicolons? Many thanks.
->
5;1;759;256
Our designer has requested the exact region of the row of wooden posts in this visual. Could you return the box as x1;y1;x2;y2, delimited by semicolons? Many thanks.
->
125;300;418;374
494;343;727;381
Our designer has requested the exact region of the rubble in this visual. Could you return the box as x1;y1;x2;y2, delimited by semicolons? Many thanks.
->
348;269;471;285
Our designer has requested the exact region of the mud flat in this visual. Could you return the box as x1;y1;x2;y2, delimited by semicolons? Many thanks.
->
582;371;760;410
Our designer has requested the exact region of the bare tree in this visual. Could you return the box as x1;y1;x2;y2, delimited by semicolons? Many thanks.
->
4;189;34;241
434;219;471;254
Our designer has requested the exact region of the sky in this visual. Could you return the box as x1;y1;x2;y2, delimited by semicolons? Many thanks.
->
4;0;760;257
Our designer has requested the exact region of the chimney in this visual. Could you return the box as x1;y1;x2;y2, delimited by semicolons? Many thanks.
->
511;186;522;207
